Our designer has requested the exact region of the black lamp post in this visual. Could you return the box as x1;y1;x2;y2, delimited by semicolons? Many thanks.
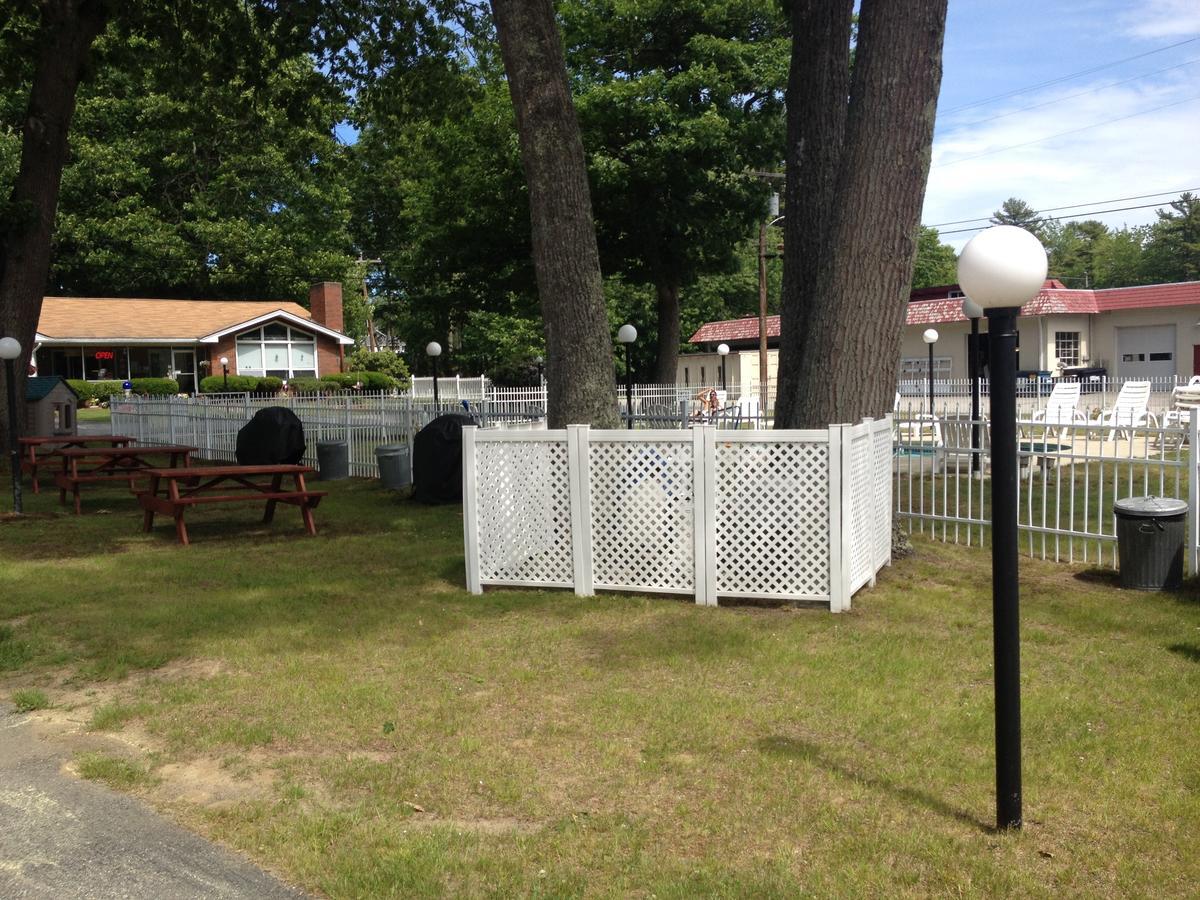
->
717;343;729;392
957;224;1048;832
963;299;984;475
923;328;939;417
617;324;637;429
426;341;442;407
0;336;23;515
219;355;229;390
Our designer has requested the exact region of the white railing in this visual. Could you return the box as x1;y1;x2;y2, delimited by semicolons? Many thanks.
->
110;392;509;478
897;375;1184;416
895;401;1193;568
410;375;490;399
462;417;893;612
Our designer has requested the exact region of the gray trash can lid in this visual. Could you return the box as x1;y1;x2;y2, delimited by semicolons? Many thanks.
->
375;443;406;456
1113;496;1188;517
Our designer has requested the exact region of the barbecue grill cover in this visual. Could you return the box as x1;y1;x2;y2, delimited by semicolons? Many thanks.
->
413;414;474;504
235;406;306;465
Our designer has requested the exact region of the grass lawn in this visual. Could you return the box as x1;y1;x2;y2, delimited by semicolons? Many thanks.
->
1;471;1198;897
76;406;113;424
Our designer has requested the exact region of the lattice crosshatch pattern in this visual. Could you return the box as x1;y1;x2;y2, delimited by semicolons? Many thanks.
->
589;440;695;592
714;441;830;598
475;440;573;586
464;419;892;611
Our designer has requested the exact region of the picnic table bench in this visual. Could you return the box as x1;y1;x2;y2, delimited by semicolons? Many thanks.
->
138;464;327;546
55;445;196;515
19;435;136;493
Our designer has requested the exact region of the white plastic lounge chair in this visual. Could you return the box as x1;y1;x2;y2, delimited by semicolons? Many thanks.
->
1031;382;1086;441
1097;380;1157;440
1162;384;1200;432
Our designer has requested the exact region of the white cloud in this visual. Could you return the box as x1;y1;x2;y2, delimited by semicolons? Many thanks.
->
1120;0;1200;39
924;70;1200;249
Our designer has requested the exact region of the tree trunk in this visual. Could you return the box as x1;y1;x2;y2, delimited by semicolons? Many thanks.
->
651;278;680;384
775;0;948;429
0;0;110;440
490;0;619;428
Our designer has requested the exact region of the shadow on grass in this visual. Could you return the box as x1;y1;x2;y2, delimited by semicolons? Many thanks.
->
1073;568;1121;588
756;735;992;834
1166;642;1200;663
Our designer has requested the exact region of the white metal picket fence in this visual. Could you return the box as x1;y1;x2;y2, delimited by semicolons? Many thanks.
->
897;375;1184;417
894;402;1195;569
462;417;893;612
110;392;500;477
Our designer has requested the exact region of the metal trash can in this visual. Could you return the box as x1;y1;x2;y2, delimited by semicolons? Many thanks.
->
1114;496;1187;591
375;443;411;490
316;440;350;481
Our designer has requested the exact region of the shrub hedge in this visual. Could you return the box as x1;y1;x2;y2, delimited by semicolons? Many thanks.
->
68;378;179;403
320;371;398;391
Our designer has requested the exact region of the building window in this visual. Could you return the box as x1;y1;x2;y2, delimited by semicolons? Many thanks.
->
899;357;951;379
1054;332;1080;367
235;324;318;379
128;347;172;379
85;348;124;381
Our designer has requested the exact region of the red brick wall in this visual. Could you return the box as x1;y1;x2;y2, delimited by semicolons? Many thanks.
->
309;282;344;333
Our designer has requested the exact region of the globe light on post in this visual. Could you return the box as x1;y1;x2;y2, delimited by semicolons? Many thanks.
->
962;298;985;475
219;355;229;391
922;328;939;417
957;225;1048;832
616;324;637;429
717;343;730;392
426;341;443;407
0;336;24;514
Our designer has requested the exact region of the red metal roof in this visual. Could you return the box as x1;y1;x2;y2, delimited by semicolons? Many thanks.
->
688;280;1200;341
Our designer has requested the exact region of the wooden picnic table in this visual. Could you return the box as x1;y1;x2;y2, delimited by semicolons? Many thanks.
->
18;435;137;494
138;464;327;546
55;445;196;515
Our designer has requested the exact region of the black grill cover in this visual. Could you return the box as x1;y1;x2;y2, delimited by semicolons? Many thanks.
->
413;414;475;505
235;406;306;465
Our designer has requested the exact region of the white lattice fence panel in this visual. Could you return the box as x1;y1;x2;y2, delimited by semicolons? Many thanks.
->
715;441;829;598
872;419;893;568
589;439;695;593
846;427;875;593
475;440;574;586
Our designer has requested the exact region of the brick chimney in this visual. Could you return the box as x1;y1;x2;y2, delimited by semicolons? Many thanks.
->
309;282;343;332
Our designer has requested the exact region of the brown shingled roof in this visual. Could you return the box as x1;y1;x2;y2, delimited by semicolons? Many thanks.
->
36;297;314;341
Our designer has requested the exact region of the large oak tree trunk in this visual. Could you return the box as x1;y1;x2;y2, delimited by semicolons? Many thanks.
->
775;0;947;429
0;0;109;440
491;0;619;428
651;278;680;384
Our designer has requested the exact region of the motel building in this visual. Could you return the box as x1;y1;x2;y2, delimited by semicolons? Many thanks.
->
681;279;1200;392
31;282;355;392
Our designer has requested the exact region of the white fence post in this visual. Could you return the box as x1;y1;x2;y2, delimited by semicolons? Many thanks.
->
828;424;846;613
462;426;482;594
692;425;717;606
1191;414;1199;576
567;424;594;596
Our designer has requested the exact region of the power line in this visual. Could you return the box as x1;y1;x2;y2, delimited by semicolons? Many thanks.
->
944;57;1200;130
933;94;1200;167
931;200;1176;236
927;187;1200;228
942;36;1199;114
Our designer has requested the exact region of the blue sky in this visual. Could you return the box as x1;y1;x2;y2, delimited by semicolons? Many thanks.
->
926;0;1200;247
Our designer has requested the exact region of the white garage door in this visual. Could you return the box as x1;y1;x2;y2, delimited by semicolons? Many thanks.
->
1117;325;1176;380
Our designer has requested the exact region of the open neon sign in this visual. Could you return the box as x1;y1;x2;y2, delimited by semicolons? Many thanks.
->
94;351;115;360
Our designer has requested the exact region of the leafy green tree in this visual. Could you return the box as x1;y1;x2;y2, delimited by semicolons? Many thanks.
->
911;226;957;289
49;33;357;302
562;0;788;382
990;197;1046;240
1142;192;1200;284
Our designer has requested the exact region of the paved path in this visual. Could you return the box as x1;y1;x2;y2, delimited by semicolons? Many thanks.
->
0;704;306;900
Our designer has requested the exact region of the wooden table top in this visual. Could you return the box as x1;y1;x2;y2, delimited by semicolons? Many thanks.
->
143;464;314;479
19;435;136;446
57;445;197;457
